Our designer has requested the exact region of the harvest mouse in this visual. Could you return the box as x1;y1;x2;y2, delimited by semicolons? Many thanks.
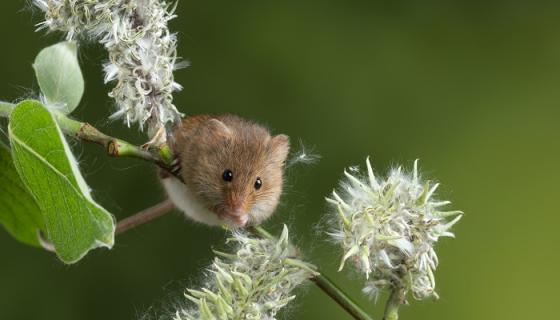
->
160;114;290;227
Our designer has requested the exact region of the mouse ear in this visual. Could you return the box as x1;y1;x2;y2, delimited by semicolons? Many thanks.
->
270;134;290;165
204;118;233;140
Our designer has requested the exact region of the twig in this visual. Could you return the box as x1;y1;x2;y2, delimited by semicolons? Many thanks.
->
0;100;178;178
37;199;175;251
312;274;374;320
52;111;175;171
116;199;175;235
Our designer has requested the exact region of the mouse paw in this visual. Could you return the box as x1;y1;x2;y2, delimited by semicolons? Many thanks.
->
169;158;182;175
159;158;182;180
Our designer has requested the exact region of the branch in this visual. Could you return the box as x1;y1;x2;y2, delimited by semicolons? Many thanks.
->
52;111;175;171
116;199;175;235
311;273;374;320
0;100;178;178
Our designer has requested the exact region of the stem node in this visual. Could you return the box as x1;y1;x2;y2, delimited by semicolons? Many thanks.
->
107;140;118;156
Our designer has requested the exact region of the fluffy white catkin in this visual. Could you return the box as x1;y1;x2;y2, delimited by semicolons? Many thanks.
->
327;158;462;301
34;0;185;135
174;225;317;320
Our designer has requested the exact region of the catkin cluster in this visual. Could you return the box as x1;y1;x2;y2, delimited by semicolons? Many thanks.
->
34;0;185;134
175;226;317;320
327;158;462;300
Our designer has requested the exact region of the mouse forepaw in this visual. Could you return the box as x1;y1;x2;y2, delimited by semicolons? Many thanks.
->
170;158;182;175
158;158;182;180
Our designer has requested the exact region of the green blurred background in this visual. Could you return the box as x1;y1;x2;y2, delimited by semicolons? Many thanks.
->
1;1;559;319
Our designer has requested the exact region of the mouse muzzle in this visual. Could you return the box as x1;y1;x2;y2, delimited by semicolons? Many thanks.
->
220;198;251;227
219;208;249;227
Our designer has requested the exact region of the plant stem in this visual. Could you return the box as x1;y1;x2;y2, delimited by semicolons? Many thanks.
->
52;111;173;170
0;100;178;177
37;198;175;251
250;226;373;320
116;199;175;235
383;287;405;320
312;273;374;320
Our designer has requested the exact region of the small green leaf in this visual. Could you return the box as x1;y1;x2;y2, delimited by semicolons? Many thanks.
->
33;41;84;114
0;142;44;247
8;100;114;263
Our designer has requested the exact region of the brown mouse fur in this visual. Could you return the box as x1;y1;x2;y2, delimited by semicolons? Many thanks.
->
161;114;289;227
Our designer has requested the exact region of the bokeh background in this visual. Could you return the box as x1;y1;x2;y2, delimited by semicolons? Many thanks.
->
1;1;559;319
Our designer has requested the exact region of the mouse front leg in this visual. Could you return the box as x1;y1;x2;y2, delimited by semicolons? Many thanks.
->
158;158;182;179
170;157;181;175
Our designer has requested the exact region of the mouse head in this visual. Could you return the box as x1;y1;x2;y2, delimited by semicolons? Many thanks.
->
181;117;290;227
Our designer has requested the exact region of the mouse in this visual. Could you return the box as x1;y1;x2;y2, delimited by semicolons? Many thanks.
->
160;114;290;227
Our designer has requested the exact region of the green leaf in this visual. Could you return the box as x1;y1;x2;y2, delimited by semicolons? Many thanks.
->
0;142;44;247
33;41;84;115
8;100;114;263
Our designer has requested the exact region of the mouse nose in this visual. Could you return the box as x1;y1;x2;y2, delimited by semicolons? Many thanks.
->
233;213;249;226
229;206;245;217
223;197;250;226
227;197;248;215
223;208;249;227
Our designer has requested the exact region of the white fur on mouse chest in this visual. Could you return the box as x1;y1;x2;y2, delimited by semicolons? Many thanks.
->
161;176;223;226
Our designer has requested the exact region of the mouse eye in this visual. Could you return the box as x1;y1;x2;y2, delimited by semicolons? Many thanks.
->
222;169;233;182
254;177;263;190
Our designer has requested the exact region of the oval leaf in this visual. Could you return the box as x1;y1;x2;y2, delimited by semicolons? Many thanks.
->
8;100;114;263
33;41;84;114
0;141;44;247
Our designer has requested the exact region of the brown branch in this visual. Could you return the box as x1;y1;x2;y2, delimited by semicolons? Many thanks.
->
116;199;175;235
